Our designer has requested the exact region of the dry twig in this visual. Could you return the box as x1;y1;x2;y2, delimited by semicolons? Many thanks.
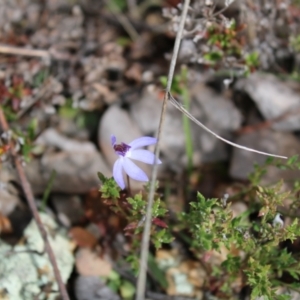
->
169;93;287;159
0;108;70;300
0;44;50;59
135;0;191;299
0;44;73;61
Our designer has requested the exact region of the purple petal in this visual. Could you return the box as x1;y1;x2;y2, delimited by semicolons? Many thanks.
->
123;157;148;182
128;149;162;165
111;135;116;147
113;158;125;189
129;136;157;150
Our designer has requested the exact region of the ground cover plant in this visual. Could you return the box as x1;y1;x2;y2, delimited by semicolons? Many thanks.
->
1;0;300;299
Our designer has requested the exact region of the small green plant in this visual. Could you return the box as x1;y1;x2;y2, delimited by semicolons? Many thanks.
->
290;35;300;53
0;76;32;120
179;156;300;299
245;52;260;73
103;270;136;300
98;173;173;273
99;139;300;299
203;21;243;65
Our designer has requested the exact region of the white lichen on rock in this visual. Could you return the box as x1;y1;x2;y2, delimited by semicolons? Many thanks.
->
0;213;74;300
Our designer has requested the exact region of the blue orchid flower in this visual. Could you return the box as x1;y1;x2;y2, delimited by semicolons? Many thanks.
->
111;135;162;189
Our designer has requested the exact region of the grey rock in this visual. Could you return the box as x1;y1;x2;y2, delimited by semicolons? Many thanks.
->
98;104;152;190
99;105;143;167
230;129;300;181
36;128;96;153
161;102;229;169
75;276;120;300
178;39;197;62
130;87;189;170
46;0;103;11
235;73;300;131
130;86;162;134
161;104;192;171
0;213;74;300
57;118;89;140
25;129;110;194
51;195;84;227
191;84;242;164
192;85;242;131
0;185;20;216
26;4;41;28
24;150;111;195
0;165;20;216
130;85;238;171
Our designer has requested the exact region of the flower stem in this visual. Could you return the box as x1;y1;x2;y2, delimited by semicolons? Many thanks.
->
127;174;131;196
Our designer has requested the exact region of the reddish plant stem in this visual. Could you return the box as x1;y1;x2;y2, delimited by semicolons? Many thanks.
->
0;107;70;300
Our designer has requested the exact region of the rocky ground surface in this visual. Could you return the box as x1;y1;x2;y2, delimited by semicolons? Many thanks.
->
1;0;300;299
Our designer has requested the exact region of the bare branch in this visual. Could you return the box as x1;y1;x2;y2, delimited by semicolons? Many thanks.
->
0;44;72;61
0;44;50;59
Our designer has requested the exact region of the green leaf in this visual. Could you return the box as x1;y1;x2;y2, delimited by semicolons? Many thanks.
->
203;51;223;63
59;99;79;119
147;253;168;289
287;155;298;166
120;281;135;299
97;172;107;183
27;118;38;140
99;175;120;198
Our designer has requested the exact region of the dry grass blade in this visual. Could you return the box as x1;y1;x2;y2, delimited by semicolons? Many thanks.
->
0;44;50;59
168;93;287;159
0;44;74;61
135;0;191;299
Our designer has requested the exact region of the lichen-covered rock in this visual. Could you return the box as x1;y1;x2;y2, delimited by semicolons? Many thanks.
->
0;213;74;300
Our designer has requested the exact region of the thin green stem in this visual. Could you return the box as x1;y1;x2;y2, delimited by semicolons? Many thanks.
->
127;174;132;197
41;169;56;212
181;67;193;175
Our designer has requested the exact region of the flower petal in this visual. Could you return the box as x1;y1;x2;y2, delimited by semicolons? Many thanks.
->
111;135;117;147
129;136;157;150
127;149;161;165
123;157;149;182
113;158;125;189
